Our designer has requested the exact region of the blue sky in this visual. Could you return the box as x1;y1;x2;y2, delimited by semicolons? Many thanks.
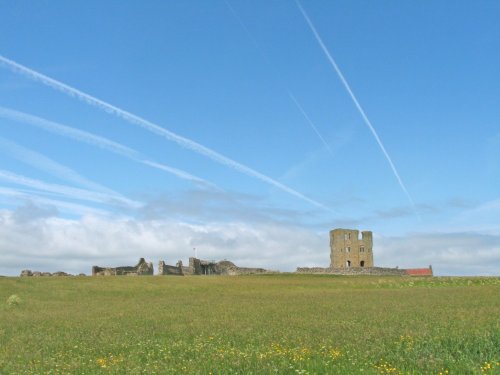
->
0;1;499;276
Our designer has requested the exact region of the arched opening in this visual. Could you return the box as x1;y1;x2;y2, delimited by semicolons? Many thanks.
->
360;261;365;267
346;260;351;268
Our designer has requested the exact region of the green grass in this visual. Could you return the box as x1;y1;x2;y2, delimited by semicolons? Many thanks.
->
1;275;499;374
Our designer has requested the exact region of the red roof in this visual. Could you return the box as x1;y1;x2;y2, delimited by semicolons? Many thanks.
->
405;268;433;276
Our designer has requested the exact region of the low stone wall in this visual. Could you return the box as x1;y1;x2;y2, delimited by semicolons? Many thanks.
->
20;270;73;277
295;267;408;276
216;261;270;275
230;267;271;275
295;267;331;274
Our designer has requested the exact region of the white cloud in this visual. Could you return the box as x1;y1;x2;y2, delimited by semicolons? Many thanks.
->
0;169;141;209
376;232;500;276
0;208;328;276
1;201;498;276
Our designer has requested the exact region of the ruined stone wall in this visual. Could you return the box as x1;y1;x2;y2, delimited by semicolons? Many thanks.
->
296;266;407;276
158;260;183;276
20;270;73;277
166;258;273;276
187;257;218;275
189;257;202;275
215;261;270;275
92;258;153;276
330;229;374;269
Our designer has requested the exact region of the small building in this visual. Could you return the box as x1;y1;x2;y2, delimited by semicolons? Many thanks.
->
330;228;374;268
405;267;433;277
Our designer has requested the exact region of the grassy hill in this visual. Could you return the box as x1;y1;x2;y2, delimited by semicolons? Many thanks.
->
1;275;499;374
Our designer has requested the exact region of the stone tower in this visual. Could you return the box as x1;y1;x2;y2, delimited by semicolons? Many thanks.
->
330;228;374;268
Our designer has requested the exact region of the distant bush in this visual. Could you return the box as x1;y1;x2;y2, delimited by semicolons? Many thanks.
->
6;294;22;307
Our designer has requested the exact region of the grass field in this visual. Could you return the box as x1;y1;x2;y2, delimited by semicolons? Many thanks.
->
0;275;499;374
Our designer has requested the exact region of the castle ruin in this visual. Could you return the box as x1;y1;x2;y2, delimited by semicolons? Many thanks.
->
92;257;154;276
168;257;270;276
297;228;433;276
158;260;184;276
330;228;374;268
90;257;271;276
20;228;431;277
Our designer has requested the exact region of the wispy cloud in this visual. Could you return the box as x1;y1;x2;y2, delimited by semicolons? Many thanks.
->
450;198;500;233
0;187;110;217
137;189;311;225
0;55;332;212
0;106;218;190
294;1;416;213
0;169;141;208
0;136;125;197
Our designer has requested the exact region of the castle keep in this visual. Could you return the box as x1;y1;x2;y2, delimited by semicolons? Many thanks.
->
297;227;432;276
330;228;374;268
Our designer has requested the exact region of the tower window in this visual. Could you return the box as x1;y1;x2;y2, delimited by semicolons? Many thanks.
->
360;246;365;252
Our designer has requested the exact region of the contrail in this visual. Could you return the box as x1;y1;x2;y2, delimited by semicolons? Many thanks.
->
288;93;335;157
224;0;271;65
0;169;142;208
294;1;416;211
0;186;110;217
0;54;332;212
0;106;218;190
0;107;138;158
140;160;218;189
224;2;335;158
0;136;125;197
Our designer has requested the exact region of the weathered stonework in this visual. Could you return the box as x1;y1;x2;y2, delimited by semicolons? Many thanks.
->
92;258;153;276
158;260;184;276
330;228;374;269
296;228;433;276
161;257;272;276
18;227;433;277
20;270;72;277
296;266;407;276
296;266;433;276
20;270;32;277
184;257;216;275
215;260;269;275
